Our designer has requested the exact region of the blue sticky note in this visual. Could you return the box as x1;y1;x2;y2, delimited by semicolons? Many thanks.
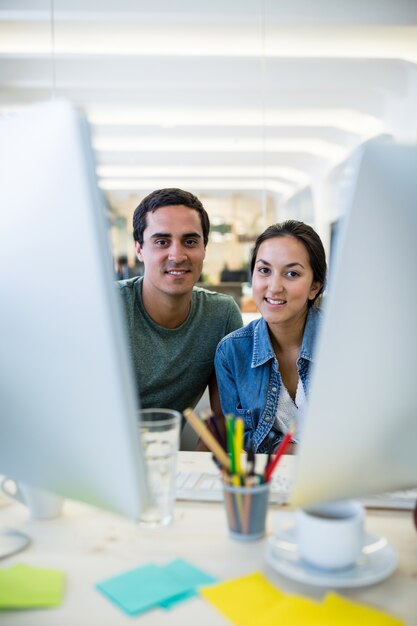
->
160;589;195;609
97;559;217;615
159;559;217;609
97;563;192;616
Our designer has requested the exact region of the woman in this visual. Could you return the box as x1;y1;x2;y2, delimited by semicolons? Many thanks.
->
215;220;327;453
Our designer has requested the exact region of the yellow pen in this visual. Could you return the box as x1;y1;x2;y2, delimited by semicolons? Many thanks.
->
233;418;244;476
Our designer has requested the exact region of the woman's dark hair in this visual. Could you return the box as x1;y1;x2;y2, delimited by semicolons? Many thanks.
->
132;188;210;247
250;220;327;306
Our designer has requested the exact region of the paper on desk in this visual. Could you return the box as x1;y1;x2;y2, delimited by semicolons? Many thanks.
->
0;563;65;609
200;571;285;625
256;595;323;626
159;558;217;609
200;573;403;626
320;593;403;626
97;559;216;616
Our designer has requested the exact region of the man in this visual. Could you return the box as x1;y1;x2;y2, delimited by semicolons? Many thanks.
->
118;188;243;440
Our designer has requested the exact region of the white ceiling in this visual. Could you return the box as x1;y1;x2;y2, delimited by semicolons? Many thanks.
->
1;0;417;225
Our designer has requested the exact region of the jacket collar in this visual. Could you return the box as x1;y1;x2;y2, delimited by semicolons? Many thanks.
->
251;307;320;368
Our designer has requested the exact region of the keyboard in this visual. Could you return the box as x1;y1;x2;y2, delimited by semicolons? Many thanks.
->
175;469;292;504
176;469;417;511
359;489;417;510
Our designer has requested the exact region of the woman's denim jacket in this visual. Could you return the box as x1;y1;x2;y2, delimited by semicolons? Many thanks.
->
214;307;321;453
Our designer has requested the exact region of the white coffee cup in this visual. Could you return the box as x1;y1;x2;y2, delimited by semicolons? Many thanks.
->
275;499;365;570
1;478;64;520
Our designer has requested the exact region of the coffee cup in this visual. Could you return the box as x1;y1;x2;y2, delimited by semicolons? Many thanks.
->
1;478;64;520
274;499;365;570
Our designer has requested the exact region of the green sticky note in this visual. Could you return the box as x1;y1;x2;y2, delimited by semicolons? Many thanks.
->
0;563;65;608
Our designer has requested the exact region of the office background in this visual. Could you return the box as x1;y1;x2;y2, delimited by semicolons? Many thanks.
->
1;0;417;283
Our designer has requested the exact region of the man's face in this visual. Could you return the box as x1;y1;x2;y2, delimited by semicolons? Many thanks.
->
135;205;206;299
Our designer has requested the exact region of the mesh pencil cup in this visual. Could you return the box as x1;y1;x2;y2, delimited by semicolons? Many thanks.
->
222;481;270;542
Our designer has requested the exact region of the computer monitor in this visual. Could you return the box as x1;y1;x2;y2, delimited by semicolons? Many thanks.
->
291;141;417;507
0;101;149;521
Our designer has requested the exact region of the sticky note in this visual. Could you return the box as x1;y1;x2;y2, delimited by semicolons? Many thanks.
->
322;592;404;625
97;559;217;615
200;572;405;626
97;563;180;615
0;563;65;608
257;594;325;626
256;591;405;626
200;571;286;625
159;559;217;609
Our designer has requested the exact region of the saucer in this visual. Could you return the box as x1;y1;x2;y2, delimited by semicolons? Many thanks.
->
265;527;398;588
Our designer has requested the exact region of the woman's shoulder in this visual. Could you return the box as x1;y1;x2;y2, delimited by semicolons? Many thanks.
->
217;317;264;349
307;305;322;328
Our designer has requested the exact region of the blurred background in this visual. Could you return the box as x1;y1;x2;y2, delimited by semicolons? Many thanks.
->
1;0;417;304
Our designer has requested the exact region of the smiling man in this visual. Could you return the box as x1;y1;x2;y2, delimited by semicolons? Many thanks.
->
118;188;243;438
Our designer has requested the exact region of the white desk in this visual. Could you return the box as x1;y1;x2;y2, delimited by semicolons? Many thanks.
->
1;452;416;625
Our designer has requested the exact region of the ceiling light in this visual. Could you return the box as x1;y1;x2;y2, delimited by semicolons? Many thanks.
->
87;107;386;136
93;137;346;160
99;177;295;195
96;165;311;186
1;22;416;63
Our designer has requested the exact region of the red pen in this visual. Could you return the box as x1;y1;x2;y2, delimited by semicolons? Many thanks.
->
264;430;293;483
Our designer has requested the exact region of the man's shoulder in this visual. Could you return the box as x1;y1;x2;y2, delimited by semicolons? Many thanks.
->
191;286;243;333
117;276;142;301
117;276;142;291
192;285;239;310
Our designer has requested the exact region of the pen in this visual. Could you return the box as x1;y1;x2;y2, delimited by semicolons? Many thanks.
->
233;418;244;476
246;446;255;477
201;410;227;451
264;430;275;474
225;414;236;475
183;408;231;471
264;430;293;483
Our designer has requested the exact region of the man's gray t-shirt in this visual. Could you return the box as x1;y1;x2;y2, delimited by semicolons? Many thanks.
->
118;276;243;413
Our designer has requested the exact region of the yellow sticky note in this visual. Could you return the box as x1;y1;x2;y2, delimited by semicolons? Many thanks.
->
0;563;65;608
200;571;286;626
322;592;404;626
257;594;324;626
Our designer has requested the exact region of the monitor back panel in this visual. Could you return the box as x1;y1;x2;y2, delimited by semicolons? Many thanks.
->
291;142;417;507
0;101;148;518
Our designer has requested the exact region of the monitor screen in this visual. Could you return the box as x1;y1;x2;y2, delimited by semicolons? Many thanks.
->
291;141;417;507
0;101;149;519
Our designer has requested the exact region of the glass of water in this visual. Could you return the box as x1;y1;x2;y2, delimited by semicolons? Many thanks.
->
137;408;181;527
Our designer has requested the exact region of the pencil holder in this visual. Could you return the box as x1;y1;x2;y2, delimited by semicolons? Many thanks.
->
222;481;270;542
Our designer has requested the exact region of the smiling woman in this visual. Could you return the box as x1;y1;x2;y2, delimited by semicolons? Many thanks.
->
215;220;327;453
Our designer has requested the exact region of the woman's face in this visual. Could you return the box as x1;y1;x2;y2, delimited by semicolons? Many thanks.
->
252;235;322;327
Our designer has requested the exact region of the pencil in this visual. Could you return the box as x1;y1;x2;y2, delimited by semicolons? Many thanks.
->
231;474;244;531
224;485;236;533
183;408;231;471
264;431;293;483
225;414;236;474
242;477;252;534
201;410;226;450
233;418;244;476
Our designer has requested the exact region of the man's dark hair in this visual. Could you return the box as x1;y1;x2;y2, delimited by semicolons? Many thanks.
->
132;188;210;247
250;220;327;306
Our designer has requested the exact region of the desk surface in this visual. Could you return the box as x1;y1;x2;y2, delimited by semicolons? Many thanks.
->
1;452;416;626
